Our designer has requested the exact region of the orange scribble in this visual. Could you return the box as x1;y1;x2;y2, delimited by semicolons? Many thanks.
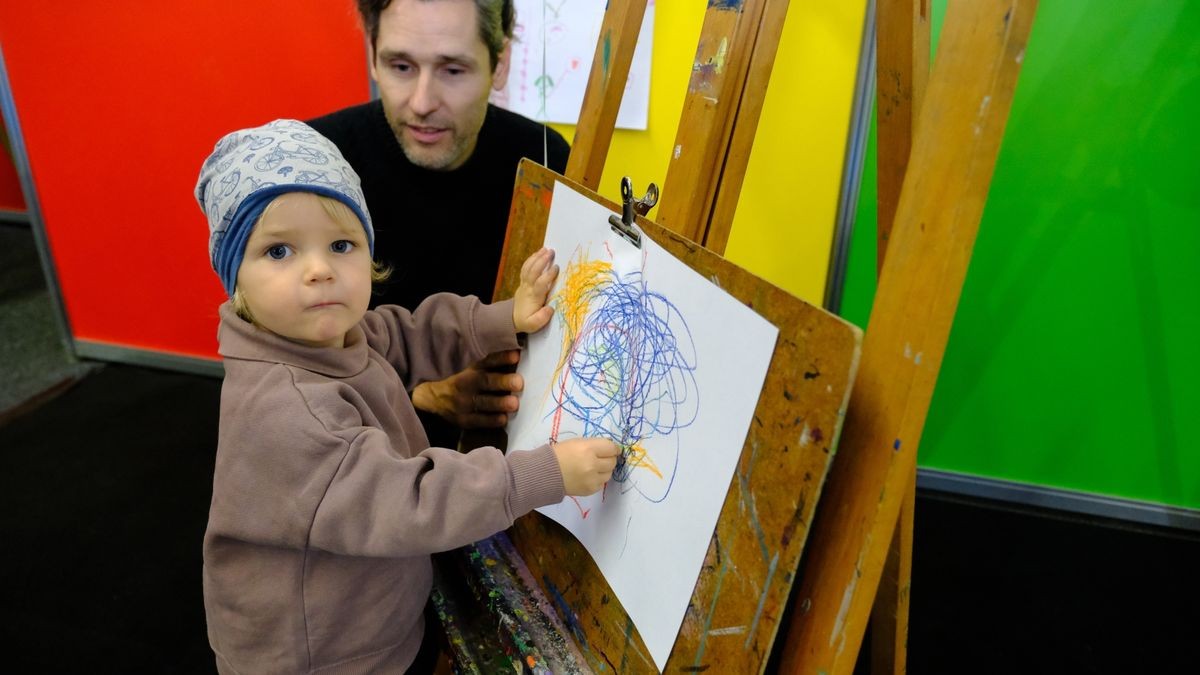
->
543;250;612;413
623;443;662;479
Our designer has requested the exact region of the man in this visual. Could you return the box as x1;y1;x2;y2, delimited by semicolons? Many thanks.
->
309;0;570;448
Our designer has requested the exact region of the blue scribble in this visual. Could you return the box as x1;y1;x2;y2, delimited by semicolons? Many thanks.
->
553;264;698;503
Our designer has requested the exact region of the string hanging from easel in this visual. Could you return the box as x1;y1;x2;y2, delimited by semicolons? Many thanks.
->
540;0;548;167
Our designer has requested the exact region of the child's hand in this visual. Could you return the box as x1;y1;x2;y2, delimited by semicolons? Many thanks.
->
513;247;559;334
552;438;621;496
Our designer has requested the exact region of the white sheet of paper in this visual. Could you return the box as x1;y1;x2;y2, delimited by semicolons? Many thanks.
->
507;184;779;670
491;0;654;129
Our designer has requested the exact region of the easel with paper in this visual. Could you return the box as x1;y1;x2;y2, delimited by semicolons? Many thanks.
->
493;160;860;673
435;0;1039;672
508;179;784;670
487;4;861;671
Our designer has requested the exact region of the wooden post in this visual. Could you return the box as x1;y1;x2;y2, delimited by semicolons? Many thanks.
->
700;0;791;254
777;1;1038;672
562;0;649;191
875;0;930;271
870;1;929;672
656;0;768;243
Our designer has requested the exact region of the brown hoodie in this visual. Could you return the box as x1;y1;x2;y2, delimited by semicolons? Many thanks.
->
203;294;564;673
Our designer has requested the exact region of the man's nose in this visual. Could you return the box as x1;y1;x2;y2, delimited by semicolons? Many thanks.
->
409;71;439;117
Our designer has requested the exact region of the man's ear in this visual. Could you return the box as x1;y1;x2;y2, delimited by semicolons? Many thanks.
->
492;39;512;91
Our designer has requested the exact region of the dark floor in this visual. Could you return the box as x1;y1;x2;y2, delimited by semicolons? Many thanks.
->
0;223;93;419
1;224;1196;673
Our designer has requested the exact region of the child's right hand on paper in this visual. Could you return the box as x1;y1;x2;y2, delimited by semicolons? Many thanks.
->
553;438;621;496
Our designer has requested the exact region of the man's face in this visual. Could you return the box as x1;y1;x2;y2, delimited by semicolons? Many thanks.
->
370;0;510;171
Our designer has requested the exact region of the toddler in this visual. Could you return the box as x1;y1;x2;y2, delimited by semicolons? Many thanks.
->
194;119;618;673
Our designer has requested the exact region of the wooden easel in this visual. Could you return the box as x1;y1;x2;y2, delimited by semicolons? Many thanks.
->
495;161;860;672
563;0;1039;672
441;0;1038;672
485;2;862;672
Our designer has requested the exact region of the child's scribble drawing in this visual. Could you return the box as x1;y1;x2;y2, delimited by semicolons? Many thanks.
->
546;247;698;511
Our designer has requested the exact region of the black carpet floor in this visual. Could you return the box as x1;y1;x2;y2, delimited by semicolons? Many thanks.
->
0;223;93;420
1;363;1196;673
1;365;219;672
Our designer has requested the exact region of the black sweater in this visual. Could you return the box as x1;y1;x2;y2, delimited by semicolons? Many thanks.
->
308;101;570;311
308;101;570;448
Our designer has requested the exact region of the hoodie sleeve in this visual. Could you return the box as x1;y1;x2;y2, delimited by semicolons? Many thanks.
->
211;361;566;558
308;426;565;557
360;293;520;389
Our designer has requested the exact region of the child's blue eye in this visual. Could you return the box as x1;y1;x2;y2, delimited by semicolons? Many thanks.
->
331;240;355;254
266;245;292;260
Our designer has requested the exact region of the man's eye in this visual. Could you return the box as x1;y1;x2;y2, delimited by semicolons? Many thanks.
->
391;62;412;73
331;240;355;254
266;245;291;260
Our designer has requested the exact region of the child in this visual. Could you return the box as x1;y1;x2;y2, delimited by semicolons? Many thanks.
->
194;119;619;673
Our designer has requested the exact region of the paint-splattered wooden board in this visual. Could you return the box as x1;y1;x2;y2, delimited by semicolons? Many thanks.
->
489;160;862;673
432;534;589;673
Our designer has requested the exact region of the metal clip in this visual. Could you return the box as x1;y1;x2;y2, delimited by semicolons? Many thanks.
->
608;177;658;249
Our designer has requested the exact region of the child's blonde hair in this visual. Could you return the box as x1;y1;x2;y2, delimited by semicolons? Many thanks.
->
232;193;391;325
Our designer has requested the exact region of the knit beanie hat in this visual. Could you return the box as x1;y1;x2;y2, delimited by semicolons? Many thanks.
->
195;119;374;296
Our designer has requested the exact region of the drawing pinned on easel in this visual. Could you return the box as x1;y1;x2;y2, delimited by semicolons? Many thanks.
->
491;0;655;129
506;181;778;670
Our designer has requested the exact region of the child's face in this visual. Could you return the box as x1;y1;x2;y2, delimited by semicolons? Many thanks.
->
236;193;372;349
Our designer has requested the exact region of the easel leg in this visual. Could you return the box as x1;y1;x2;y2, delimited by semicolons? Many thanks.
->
869;0;927;667
870;472;914;675
776;2;1038;672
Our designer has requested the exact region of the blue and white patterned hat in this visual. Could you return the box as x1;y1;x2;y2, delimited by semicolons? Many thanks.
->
195;119;374;296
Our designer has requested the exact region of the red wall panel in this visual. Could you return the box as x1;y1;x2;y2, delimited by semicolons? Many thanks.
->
0;2;370;360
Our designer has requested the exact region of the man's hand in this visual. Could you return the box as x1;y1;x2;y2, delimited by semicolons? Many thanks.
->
410;350;524;429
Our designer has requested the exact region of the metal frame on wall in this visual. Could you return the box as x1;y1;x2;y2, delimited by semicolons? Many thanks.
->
825;0;876;317
0;44;73;357
917;468;1200;532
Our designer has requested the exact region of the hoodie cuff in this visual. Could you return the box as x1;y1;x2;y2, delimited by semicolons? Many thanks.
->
505;443;566;517
472;299;520;357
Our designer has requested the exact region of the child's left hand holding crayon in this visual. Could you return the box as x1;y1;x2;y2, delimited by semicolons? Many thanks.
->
512;247;559;334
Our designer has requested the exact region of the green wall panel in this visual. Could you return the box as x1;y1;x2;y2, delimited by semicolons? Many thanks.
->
842;0;1200;509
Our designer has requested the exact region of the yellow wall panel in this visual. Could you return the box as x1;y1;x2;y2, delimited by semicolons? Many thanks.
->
725;1;867;304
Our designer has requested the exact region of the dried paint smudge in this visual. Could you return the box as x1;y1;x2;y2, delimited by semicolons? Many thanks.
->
689;37;729;93
693;545;731;668
744;551;779;650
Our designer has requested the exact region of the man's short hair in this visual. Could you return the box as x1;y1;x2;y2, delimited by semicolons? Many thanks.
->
357;0;515;71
